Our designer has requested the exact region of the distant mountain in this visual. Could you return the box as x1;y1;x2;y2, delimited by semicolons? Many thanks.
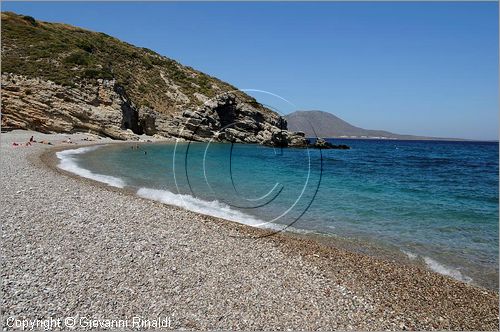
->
285;110;447;140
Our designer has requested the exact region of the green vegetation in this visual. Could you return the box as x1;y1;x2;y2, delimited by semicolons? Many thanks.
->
1;11;258;114
21;15;36;26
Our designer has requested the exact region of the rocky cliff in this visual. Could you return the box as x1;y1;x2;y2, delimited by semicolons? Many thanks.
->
1;12;307;146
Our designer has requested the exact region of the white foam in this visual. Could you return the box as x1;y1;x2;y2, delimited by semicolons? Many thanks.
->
401;249;417;260
401;249;473;284
136;187;285;230
56;146;126;188
423;256;473;284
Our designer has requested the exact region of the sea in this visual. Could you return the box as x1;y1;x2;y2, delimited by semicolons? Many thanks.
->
57;139;499;289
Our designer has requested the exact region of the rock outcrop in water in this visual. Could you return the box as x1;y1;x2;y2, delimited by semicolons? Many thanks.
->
313;138;350;150
1;12;308;147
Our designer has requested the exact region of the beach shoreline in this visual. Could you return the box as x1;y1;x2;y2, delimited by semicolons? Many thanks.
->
2;130;498;330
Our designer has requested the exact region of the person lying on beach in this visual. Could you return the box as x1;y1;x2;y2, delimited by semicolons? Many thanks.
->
12;142;36;147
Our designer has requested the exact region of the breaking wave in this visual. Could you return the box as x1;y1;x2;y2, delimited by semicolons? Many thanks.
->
56;146;126;188
423;256;473;283
136;187;281;230
401;249;473;284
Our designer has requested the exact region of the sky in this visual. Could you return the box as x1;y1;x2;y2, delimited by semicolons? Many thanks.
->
2;2;498;140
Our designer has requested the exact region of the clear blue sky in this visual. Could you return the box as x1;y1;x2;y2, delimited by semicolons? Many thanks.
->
2;2;498;140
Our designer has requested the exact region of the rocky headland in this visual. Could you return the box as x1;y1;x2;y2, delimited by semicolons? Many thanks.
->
1;12;310;147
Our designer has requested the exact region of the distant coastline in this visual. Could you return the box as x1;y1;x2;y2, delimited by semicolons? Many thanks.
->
321;137;498;143
285;110;497;142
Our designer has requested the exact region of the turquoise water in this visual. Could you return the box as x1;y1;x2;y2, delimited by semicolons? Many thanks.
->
59;139;499;289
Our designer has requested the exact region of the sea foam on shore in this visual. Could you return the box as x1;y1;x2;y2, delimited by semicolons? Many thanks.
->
423;256;473;284
136;187;279;229
57;145;293;233
401;249;473;284
56;146;126;188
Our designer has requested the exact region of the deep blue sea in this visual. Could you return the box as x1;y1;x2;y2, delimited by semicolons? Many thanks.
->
57;139;499;289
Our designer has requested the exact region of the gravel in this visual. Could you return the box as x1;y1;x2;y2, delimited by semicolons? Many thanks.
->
1;130;498;331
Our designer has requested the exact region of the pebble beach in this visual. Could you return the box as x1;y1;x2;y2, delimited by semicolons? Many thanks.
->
1;130;498;331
